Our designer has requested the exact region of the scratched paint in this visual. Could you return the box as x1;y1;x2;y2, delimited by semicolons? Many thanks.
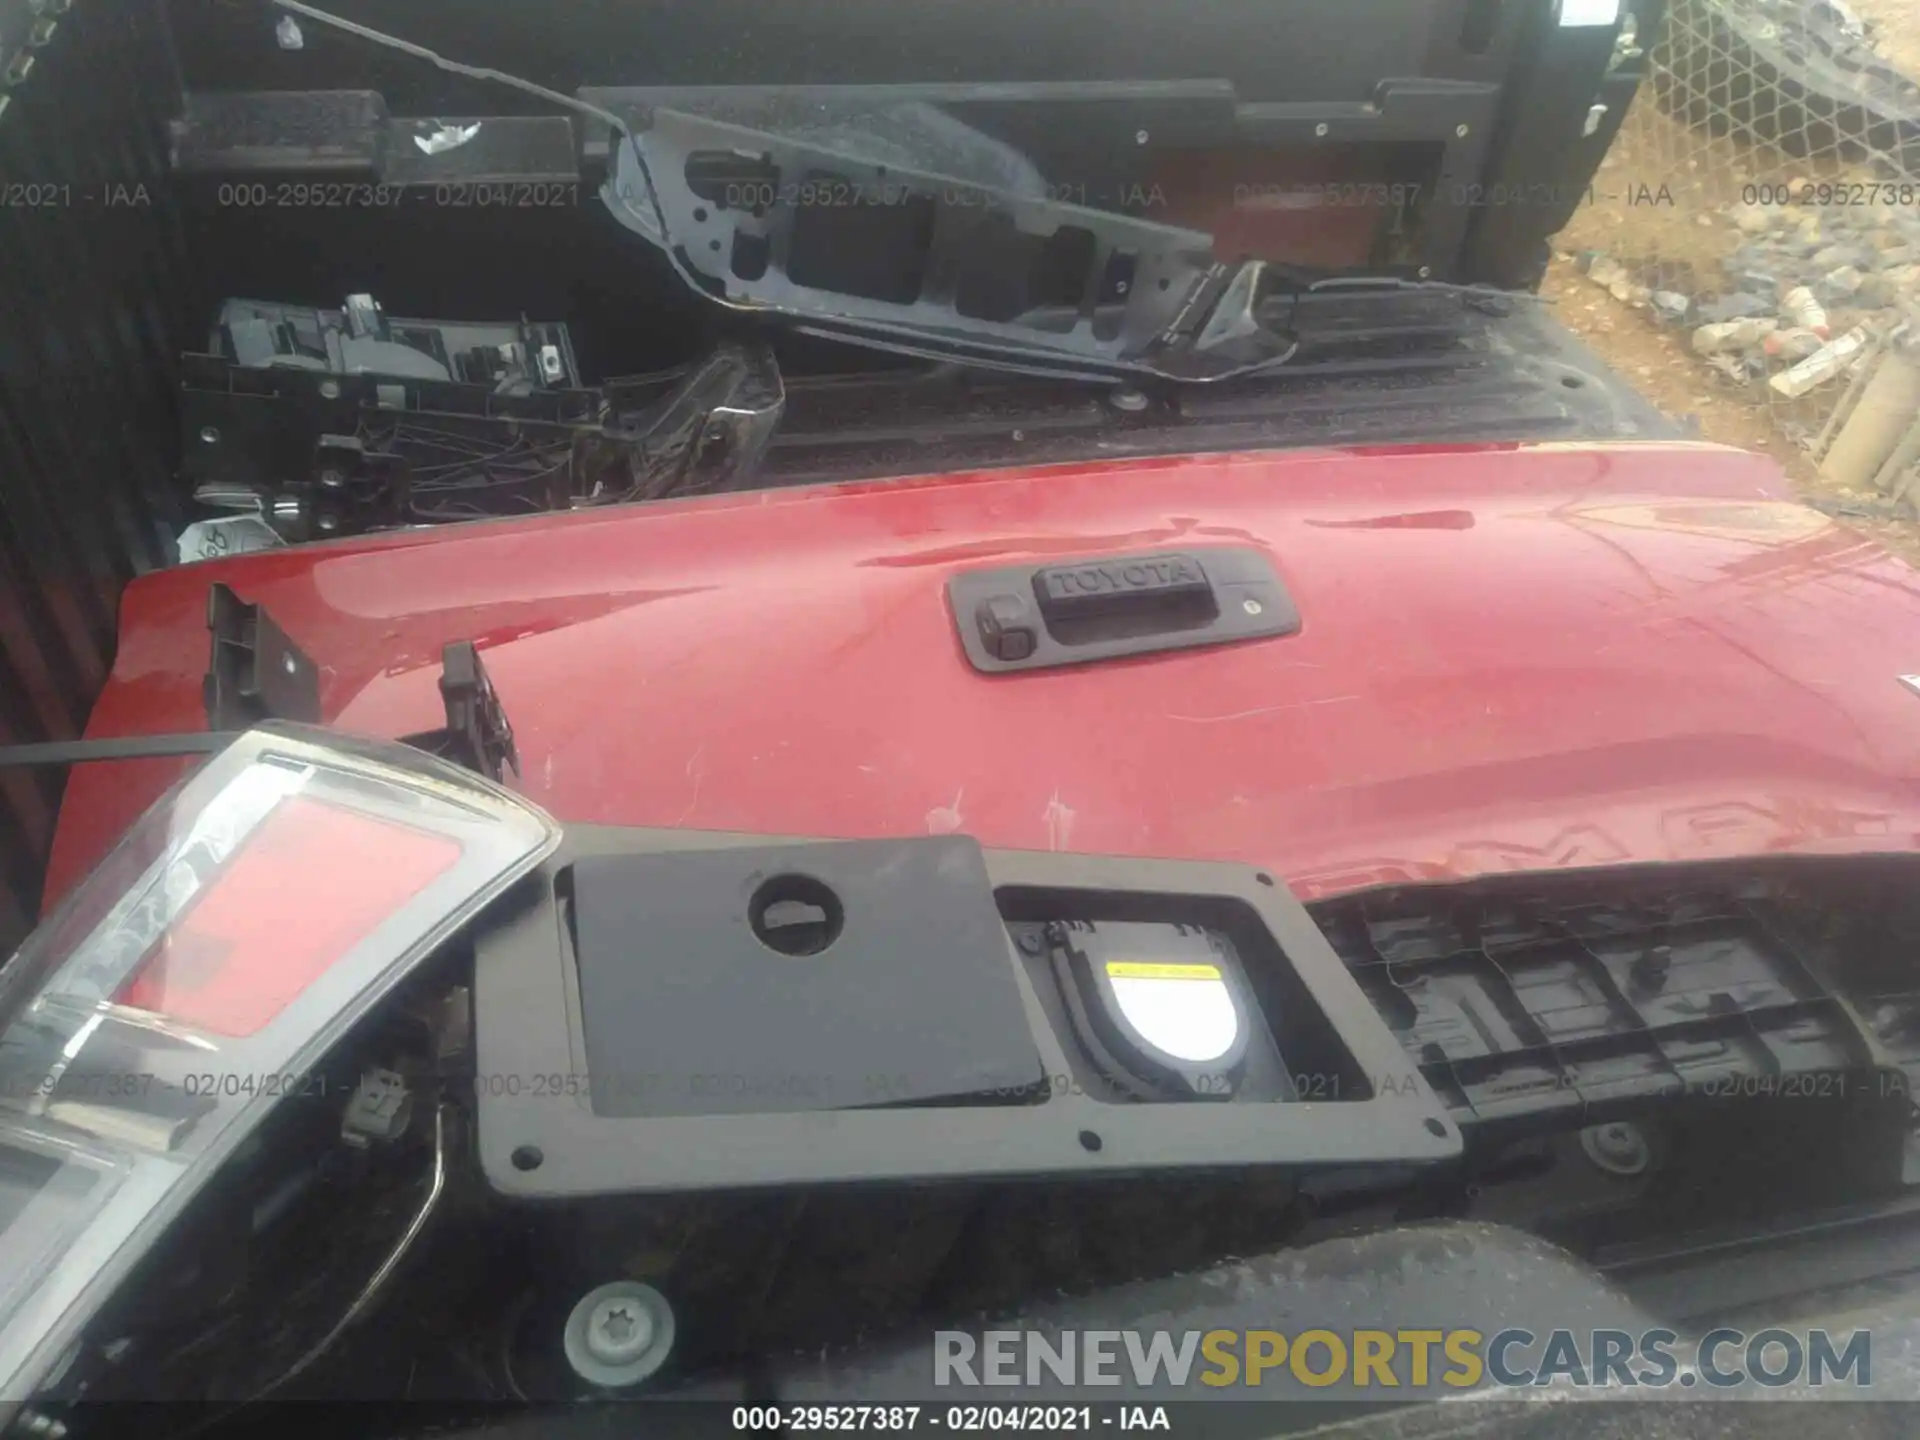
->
926;789;966;834
1042;792;1077;851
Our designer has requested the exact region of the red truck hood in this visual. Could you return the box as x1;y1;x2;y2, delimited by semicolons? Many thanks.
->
43;441;1920;907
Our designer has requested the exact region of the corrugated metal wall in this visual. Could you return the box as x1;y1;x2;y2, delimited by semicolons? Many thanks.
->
0;0;187;951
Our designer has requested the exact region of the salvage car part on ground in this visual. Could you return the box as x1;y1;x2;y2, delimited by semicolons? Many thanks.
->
12;774;1919;1409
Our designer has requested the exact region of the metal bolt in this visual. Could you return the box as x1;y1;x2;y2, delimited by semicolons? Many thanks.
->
319;468;346;489
318;378;341;400
1135;129;1150;145
564;1281;675;1389
1314;123;1329;138
1417;266;1432;279
1109;386;1149;413
1580;1120;1651;1176
316;514;340;533
1455;123;1470;138
586;1298;657;1366
1242;598;1264;616
1017;930;1046;956
199;426;220;445
282;654;298;675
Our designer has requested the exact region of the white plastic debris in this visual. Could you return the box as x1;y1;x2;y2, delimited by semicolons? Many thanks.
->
176;515;284;565
1692;317;1777;354
1780;286;1831;337
1769;326;1871;398
415;121;482;157
275;14;304;49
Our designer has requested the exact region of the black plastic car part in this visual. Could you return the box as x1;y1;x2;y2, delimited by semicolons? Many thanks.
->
592;103;1304;384
175;293;1675;537
472;830;1463;1196
1309;866;1908;1139
477;839;1914;1234
203;582;321;731
398;641;520;784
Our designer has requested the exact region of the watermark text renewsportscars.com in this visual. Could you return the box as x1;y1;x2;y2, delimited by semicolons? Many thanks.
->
934;1327;1872;1391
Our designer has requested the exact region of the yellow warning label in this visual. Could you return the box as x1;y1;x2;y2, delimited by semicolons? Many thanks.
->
1104;961;1223;981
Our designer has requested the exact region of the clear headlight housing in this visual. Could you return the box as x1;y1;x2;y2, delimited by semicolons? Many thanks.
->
0;726;559;1402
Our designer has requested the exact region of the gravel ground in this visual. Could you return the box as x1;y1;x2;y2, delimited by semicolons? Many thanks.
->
1854;0;1920;82
1541;1;1920;568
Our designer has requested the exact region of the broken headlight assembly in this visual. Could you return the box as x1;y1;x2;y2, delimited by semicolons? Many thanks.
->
0;727;558;1406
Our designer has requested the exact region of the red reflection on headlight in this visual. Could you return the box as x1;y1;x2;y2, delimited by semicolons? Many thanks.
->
115;797;463;1036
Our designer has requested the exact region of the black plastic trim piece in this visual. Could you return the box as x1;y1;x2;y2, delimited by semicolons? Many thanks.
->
472;830;1461;1196
598;105;1298;384
0;733;240;769
397;641;519;783
203;584;321;731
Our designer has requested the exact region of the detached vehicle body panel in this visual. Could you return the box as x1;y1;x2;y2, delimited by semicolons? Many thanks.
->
45;439;1920;905
12;0;1920;1426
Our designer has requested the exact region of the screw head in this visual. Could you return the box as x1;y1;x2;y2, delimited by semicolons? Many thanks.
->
1135;129;1150;145
1314;123;1329;138
563;1281;675;1389
1581;1120;1651;1175
1418;266;1432;279
1109;386;1149;413
318;379;341;400
1242;598;1264;616
586;1298;656;1365
282;654;298;675
1455;123;1470;137
199;426;220;445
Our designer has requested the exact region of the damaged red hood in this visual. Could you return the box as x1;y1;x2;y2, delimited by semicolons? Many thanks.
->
43;441;1920;906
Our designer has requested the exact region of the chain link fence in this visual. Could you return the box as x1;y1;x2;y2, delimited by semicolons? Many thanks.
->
1556;0;1920;502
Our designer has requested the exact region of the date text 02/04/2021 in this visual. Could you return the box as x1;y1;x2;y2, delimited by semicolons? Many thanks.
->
731;1406;1169;1432
0;1072;333;1102
212;181;582;209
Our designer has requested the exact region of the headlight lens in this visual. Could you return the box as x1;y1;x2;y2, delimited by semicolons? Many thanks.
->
0;725;559;1401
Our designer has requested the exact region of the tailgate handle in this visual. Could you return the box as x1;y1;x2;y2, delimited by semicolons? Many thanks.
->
949;546;1300;674
1034;554;1215;632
